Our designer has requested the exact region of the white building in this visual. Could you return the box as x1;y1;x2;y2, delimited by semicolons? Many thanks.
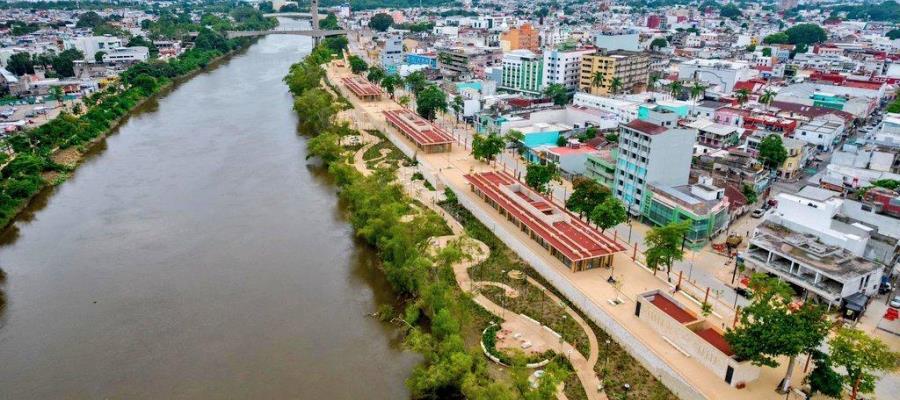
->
542;48;594;92
795;117;845;152
73;35;123;62
614;108;697;214
593;33;641;51
572;92;639;124
380;33;404;70
102;46;149;64
677;59;752;93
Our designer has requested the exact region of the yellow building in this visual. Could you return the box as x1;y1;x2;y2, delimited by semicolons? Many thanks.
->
499;23;539;53
579;49;650;96
778;137;806;180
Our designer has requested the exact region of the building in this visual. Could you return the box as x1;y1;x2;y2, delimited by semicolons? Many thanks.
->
101;46;149;64
536;141;600;176
438;48;475;79
593;33;641;52
542;48;594;92
614;109;697;214
464;171;626;271
572;92;639;123
405;52;438;69
382;109;454;153
677;59;751;93
641;177;730;246
579;49;649;96
635;290;759;387
341;76;383;101
686;118;740;149
73;35;123;62
499;23;539;52
380;33;404;71
500;50;543;95
585;148;617;188
794;117;844;152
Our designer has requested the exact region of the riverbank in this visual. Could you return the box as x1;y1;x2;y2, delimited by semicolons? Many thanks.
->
0;38;258;231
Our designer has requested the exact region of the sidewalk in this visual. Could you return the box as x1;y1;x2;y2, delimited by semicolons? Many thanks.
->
325;61;798;400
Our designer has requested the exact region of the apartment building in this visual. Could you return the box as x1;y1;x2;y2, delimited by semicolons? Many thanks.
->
642;177;730;246
499;23;539;52
614;108;697;214
579;49;649;96
380;33;404;71
542;48;594;92
500;49;543;95
677;59;752;93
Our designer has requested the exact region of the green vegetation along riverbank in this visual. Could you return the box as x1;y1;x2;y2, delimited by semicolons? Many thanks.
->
0;29;262;230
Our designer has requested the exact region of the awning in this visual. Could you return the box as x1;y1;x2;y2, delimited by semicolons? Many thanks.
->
843;292;869;312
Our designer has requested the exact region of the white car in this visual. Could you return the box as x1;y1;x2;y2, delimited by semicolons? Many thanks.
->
890;296;900;309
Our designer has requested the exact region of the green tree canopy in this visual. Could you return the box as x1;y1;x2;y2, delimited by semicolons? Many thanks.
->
7;52;34;75
415;85;447;121
320;13;340;30
644;220;689;278
525;163;560;194
720;3;742;19
566;177;610;216
471;133;504;161
366;66;385;84
405;71;428;97
590;197;626;232
348;55;368;74
830;327;900;400
76;11;103;28
368;13;394;32
725;274;831;393
543;83;568;106
758;134;788;169
650;37;668;50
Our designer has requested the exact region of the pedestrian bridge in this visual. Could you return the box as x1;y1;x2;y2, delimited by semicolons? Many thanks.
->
262;12;325;18
225;29;346;39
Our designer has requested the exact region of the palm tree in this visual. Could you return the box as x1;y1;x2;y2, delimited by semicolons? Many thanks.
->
735;88;751;106
759;88;776;110
451;95;464;123
648;74;659;92
609;77;623;95
690;82;706;101
591;71;606;89
669;80;683;99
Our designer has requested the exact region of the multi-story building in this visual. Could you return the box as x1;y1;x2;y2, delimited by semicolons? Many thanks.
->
500;49;543;95
579;49;649;96
438;48;474;79
72;35;123;62
585;148;618;188
642;177;730;247
677;59;752;93
685;118;740;149
499;23;539;53
572;92;640;123
795;117;845;152
614;108;697;214
380;33;404;72
542;48;594;92
101;46;149;64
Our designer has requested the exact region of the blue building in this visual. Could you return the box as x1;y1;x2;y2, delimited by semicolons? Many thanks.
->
405;53;438;69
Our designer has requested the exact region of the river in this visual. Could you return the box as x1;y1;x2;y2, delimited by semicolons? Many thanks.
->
0;19;417;399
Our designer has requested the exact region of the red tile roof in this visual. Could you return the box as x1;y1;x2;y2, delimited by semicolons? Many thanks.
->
464;171;626;262
649;294;696;324
697;328;734;356
382;109;454;147
342;76;383;97
624;119;668;135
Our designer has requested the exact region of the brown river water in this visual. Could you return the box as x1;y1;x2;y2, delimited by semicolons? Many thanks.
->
0;18;417;399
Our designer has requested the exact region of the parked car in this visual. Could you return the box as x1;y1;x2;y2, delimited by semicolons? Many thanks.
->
890;296;900;309
751;208;766;218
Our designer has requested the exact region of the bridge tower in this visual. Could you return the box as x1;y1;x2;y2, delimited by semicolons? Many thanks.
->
310;0;320;45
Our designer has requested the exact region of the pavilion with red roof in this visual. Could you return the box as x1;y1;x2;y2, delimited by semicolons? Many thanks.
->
382;109;454;153
464;171;626;271
341;76;383;101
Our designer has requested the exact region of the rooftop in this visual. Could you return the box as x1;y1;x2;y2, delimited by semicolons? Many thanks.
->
464;171;626;262
382;109;454;147
341;76;383;97
623;119;668;135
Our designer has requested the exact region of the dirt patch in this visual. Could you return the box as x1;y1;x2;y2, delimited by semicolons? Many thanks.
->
51;147;82;167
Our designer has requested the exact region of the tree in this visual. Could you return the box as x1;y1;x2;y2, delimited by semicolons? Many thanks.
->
405;71;428;97
258;1;274;13
368;13;394;32
505;129;524;151
543;83;568;106
348;55;368;74
591;71;605;88
416;85;447;121
689;82;706;102
725;274;831;393
720;4;742;19
525;163;560;194
294;88;337;136
566;177;610;216
761;47;773;57
649;37;668;50
741;183;758;204
888;28;900;40
7;52;34;75
648;74;659;91
806;351;843;399
451;95;464;121
398;95;411;109
76;11;103;28
471;133;504;161
758;134;788;170
745;44;757;52
829;327;900;400
735;88;750;105
644;221;690;278
669;80;683;99
590;197;626;232
366;67;385;84
784;23;828;46
609;77;623;95
320;13;340;30
322;36;349;55
380;75;401;98
759;88;776;110
763;32;790;44
49;86;64;105
50;49;84;77
94;51;106;63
